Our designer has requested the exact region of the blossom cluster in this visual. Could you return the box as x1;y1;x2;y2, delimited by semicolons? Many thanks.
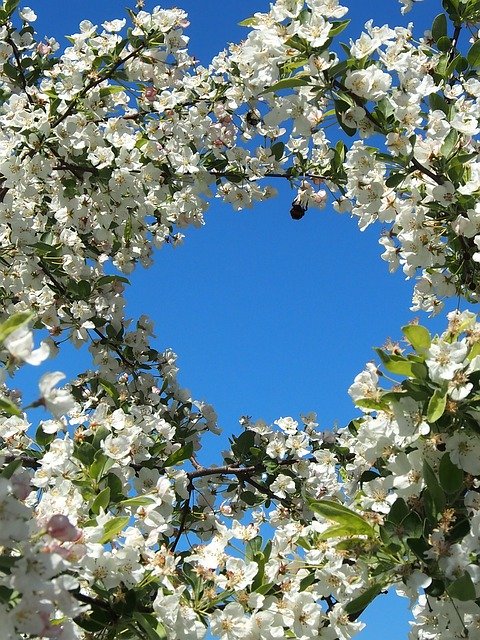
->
5;309;480;639
0;0;480;638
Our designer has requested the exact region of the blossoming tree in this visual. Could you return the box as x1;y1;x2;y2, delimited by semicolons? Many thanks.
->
1;0;480;637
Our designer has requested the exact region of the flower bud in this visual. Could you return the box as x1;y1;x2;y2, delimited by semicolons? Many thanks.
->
46;514;81;542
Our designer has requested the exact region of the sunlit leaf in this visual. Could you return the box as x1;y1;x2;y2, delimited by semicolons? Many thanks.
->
0;311;34;344
100;516;130;544
307;499;376;537
402;324;431;352
427;389;447;423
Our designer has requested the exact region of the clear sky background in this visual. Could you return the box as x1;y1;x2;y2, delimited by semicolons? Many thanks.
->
24;1;462;637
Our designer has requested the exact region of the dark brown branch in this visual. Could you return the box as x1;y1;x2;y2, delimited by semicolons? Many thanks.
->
450;25;462;62
0;185;8;203
53;163;99;176
39;259;68;294
73;589;153;616
245;476;292;508
91;327;136;370
209;170;328;182
187;457;313;480
73;591;113;612
2;454;39;468
7;452;313;480
410;157;445;185
6;35;32;102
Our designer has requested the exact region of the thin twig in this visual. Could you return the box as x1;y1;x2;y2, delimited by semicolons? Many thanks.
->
6;35;32;102
333;79;445;185
170;478;193;552
52;46;145;129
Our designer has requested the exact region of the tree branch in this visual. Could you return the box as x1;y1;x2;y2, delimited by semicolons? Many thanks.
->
52;45;145;129
6;34;32;102
332;79;444;185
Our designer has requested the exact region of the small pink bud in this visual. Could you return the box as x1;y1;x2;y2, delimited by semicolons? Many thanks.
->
144;87;157;102
46;514;81;542
37;42;51;56
11;474;31;500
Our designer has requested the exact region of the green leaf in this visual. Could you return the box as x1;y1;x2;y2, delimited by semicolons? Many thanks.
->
238;16;258;27
307;499;376;537
402;512;424;538
91;487;110;515
74;442;96;467
73;280;92;299
119;496;155;507
355;398;389;411
450;517;470;542
297;536;312;550
0;458;21;479
124;217;132;245
99;85;127;98
0;311;34;344
439;453;464;493
262;76;311;93
105;472;124;501
34;424;56;447
447;572;476;601
0;397;21;418
335;99;357;136
334;537;370;551
425;579;445;597
427;389;447;423
231;429;256;458
344;583;383;615
467;40;480;67
327;59;348;78
92;426;111;450
89;450;112;481
328;19;350;37
299;572;316;590
100;516;130;544
98;378;119;402
254;582;275;595
407;536;430;560
374;348;422;377
4;0;20;17
429;93;450;116
423;460;446;514
455;54;468;72
318;523;369;540
402;324;431;352
246;536;263;561
270;141;285;161
240;490;263;506
432;13;448;42
386;498;409;524
437;35;452;52
163;442;193;467
441;128;458;158
468;341;480;360
74;606;115;633
442;0;462;25
385;173;405;189
96;275;130;287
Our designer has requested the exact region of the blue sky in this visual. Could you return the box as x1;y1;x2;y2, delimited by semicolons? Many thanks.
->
26;1;459;637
